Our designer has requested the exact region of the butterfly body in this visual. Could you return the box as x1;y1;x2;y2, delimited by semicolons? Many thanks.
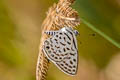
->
43;27;78;75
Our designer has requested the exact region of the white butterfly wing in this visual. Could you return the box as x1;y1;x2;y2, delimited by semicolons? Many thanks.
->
55;49;78;75
55;29;78;75
43;31;69;62
42;27;78;75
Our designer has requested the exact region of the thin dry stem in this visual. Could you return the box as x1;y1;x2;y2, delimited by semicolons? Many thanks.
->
36;0;80;80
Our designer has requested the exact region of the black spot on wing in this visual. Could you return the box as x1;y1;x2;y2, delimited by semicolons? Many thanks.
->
66;29;77;50
46;46;50;49
56;61;76;75
59;32;62;35
63;48;66;52
50;38;53;43
73;59;76;62
64;33;71;40
66;48;70;50
70;60;73;64
67;41;71;45
70;52;75;56
54;39;58;41
56;35;58;37
60;42;66;46
63;37;66;42
59;36;62;39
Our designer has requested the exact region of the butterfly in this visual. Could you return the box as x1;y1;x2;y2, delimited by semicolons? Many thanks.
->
42;27;79;76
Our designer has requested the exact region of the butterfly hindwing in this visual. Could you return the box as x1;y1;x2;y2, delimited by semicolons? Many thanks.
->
42;27;78;76
55;47;78;75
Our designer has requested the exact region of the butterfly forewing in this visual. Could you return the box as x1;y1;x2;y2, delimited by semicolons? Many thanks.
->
42;27;78;75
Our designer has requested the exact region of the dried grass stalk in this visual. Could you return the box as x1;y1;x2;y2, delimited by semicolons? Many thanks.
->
36;0;80;80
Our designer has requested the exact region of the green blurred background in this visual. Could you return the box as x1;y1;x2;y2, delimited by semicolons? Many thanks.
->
0;0;120;80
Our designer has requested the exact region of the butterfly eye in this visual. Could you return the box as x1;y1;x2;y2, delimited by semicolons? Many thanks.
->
74;30;79;36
